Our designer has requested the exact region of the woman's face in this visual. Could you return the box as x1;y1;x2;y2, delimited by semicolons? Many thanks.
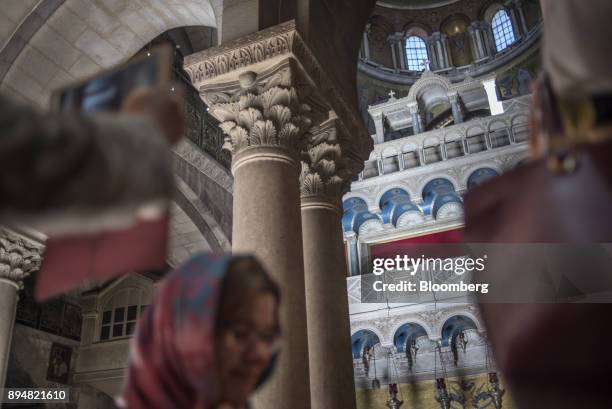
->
215;293;280;406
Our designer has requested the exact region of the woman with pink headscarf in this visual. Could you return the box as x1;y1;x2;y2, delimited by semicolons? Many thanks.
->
118;254;281;409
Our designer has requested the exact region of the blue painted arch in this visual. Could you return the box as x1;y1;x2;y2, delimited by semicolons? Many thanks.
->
378;188;423;225
351;330;381;359
393;323;428;352
441;315;478;347
467;168;500;189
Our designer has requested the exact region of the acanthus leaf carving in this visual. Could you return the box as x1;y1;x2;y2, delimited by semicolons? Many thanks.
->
0;229;42;288
250;119;277;146
211;78;312;155
300;124;351;199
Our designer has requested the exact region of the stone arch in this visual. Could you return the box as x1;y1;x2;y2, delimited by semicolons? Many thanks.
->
443;131;463;143
510;113;530;142
401;141;420;153
375;184;414;210
435;311;483;338
351;328;383;358
343;193;372;209
440;314;480;347
390;320;433;347
487;119;510;133
0;0;218;106
465;123;486;136
407;70;452;102
464;164;502;189
381;146;399;158
423;135;442;149
392;322;429;353
402;24;432;38
481;2;507;25
419;176;459;199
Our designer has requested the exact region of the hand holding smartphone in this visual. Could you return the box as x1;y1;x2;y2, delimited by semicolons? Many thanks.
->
51;44;184;145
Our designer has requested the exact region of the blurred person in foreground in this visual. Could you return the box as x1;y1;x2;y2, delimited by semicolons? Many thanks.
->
119;254;281;409
464;1;612;408
0;87;184;233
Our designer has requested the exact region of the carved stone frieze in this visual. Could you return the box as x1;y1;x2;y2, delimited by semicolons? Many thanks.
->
0;228;42;288
184;21;296;84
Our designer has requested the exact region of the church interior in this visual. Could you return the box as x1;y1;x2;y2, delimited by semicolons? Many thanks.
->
0;0;549;408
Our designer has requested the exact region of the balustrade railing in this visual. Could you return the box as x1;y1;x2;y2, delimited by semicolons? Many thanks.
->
175;67;231;169
359;107;529;181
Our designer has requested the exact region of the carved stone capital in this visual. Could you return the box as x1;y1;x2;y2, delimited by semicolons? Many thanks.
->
407;102;419;115
0;228;42;289
299;119;354;201
184;20;372;175
209;66;314;157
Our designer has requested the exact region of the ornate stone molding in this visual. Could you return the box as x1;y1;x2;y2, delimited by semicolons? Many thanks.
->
0;228;42;289
184;20;372;172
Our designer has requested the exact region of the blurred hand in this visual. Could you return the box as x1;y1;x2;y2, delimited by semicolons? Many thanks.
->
122;86;185;145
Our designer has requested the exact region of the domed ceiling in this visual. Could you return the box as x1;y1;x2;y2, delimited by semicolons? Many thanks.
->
377;0;462;10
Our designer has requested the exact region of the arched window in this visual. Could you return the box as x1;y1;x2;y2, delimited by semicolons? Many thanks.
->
491;10;516;52
405;36;429;71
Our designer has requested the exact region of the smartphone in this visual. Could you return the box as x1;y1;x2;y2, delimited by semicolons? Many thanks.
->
51;44;172;113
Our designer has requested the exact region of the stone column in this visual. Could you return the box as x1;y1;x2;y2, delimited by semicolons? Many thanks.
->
371;112;385;144
468;23;480;61
345;232;360;276
448;92;464;124
300;121;357;409
505;0;523;40
483;77;504;115
408;102;423;134
426;38;439;70
441;34;452;68
429;32;452;70
392;35;406;70
362;25;371;60
514;0;529;34
435;37;446;68
184;21;372;409
389;37;398;70
484;22;497;54
469;22;490;61
0;229;41;390
216;69;312;409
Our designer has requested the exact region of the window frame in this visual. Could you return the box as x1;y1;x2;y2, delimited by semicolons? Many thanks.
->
404;35;429;72
99;288;149;342
491;9;516;52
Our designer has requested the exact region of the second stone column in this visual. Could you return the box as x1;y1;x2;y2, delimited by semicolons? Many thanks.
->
300;120;357;409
